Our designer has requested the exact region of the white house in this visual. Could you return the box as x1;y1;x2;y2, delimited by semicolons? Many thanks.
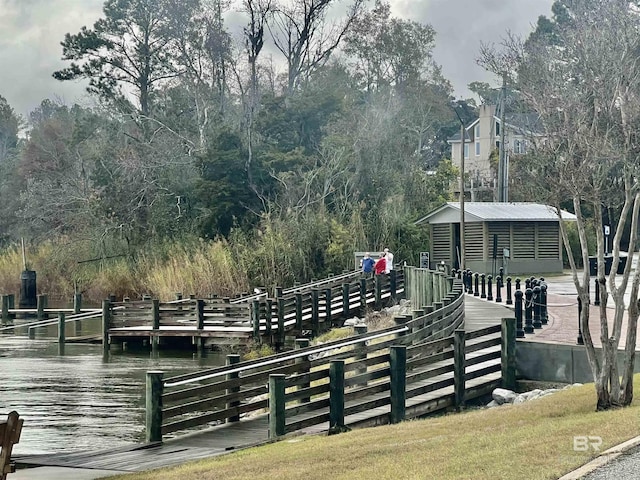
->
448;104;540;200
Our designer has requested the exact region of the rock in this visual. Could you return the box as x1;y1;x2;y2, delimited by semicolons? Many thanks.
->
343;317;361;327
486;400;500;408
492;388;517;404
513;394;527;404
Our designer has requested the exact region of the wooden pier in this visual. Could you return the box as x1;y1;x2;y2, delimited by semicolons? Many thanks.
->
14;292;513;474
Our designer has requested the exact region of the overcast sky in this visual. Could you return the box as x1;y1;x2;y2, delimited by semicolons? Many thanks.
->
0;0;554;118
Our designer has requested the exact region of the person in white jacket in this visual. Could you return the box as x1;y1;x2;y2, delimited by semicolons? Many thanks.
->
383;248;394;274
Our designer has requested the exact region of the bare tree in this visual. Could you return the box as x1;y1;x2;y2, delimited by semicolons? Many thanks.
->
269;0;364;96
482;0;640;409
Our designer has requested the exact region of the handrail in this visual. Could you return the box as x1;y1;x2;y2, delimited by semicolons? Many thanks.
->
0;310;100;332
0;306;124;332
144;275;515;443
163;326;408;388
281;270;360;295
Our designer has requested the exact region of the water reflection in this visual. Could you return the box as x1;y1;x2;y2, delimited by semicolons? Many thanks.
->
0;336;226;455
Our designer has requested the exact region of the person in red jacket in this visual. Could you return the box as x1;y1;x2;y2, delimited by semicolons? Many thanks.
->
374;252;386;275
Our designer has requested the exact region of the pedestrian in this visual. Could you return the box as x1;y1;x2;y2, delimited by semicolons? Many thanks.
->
361;252;375;277
384;248;394;274
374;252;386;275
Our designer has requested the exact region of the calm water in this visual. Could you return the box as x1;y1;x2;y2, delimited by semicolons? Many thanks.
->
0;331;226;455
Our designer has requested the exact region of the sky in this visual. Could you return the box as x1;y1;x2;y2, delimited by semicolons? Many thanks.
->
0;0;555;119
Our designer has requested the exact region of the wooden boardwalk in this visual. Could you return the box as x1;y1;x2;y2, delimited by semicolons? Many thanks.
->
15;295;512;474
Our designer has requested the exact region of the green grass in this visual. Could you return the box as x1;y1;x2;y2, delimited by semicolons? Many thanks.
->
100;377;640;480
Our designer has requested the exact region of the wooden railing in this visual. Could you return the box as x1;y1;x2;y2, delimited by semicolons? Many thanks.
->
0;411;23;480
145;277;515;442
107;270;407;347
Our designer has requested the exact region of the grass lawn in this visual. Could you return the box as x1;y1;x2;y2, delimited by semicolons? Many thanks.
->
101;378;640;480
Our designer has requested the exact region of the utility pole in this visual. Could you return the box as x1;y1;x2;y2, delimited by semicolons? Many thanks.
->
453;107;466;271
497;72;508;202
460;120;465;270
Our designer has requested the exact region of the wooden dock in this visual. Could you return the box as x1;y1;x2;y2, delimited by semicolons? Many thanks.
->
14;294;512;474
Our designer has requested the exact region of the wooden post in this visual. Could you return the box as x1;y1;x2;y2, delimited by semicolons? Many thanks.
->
57;312;65;345
36;294;46;320
196;299;205;329
72;293;82;337
268;374;286;439
226;354;241;422
324;288;332;329
359;278;367;314
102;299;110;354
277;298;285;351
329;360;345;431
453;329;466;410
70;293;81;314
342;283;350;318
151;299;160;350
394;316;408;343
374;274;382;309
145;371;164;443
7;294;14;320
389;345;406;424
295;293;303;332
390;270;397;304
266;298;273;338
501;317;516;391
1;295;9;324
354;325;368;387
251;300;261;342
311;289;319;338
295;338;310;403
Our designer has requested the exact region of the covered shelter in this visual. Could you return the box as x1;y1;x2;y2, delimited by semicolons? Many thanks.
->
415;202;577;275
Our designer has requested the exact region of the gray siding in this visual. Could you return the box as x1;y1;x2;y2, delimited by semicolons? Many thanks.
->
432;224;452;265
465;223;484;261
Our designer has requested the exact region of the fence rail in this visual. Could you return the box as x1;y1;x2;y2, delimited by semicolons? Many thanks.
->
145;275;515;443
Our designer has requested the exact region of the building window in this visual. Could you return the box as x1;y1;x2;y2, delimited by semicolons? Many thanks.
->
495;121;500;136
474;124;480;138
475;141;480;156
464;144;469;159
514;139;526;154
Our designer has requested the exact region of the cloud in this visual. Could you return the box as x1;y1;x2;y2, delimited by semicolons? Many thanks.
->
0;0;555;117
390;0;554;98
0;0;104;117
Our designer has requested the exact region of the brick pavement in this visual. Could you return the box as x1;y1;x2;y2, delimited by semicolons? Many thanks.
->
472;273;639;348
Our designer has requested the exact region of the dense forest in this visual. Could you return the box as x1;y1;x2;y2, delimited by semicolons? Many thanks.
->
0;0;485;301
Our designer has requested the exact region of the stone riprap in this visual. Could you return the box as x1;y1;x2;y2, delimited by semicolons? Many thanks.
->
486;384;583;408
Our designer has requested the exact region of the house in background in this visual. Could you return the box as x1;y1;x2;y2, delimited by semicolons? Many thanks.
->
415;202;577;275
447;104;541;201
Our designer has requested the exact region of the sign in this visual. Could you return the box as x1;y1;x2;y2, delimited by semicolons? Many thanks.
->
420;252;430;269
604;225;610;235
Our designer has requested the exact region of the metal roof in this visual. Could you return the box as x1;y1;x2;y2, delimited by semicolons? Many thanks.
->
415;202;578;225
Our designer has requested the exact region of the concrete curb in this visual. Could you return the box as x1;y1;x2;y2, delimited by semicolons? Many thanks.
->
558;435;640;479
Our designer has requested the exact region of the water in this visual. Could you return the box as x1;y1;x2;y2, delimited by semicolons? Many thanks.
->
0;334;226;455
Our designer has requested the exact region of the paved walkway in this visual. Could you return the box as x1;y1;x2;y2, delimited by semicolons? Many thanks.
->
524;273;639;348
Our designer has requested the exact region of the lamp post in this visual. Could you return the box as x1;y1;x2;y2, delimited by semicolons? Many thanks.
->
453;106;466;271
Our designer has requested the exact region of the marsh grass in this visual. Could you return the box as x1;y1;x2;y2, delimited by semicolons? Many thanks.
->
100;377;640;480
0;238;252;303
